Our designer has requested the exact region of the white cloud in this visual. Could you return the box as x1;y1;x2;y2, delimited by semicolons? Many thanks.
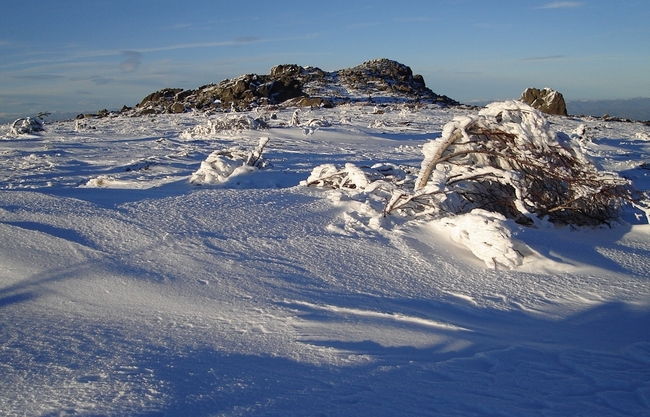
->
537;2;583;9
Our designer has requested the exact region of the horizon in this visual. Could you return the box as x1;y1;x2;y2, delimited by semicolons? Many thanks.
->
1;1;649;123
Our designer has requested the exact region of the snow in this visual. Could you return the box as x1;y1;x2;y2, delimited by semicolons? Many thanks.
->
1;103;650;416
430;209;525;270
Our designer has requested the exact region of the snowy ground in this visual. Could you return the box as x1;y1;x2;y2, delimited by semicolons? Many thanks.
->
1;103;650;416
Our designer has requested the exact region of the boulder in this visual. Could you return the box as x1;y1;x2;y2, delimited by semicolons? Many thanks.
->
137;88;183;108
269;64;302;79
520;87;568;116
170;102;185;113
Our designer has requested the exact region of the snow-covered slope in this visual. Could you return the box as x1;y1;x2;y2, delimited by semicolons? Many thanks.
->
1;103;650;416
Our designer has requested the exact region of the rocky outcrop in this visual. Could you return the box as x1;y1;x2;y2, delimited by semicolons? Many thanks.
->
338;59;432;99
133;59;459;115
519;87;568;116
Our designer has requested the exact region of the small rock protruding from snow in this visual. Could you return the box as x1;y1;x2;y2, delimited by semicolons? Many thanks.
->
520;87;568;116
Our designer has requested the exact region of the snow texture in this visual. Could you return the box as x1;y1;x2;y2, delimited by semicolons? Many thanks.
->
1;102;650;416
433;209;524;269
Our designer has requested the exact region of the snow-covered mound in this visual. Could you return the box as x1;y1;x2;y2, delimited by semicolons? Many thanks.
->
190;137;270;185
1;102;650;416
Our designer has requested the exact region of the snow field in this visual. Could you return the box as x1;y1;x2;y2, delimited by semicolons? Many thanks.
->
1;103;650;416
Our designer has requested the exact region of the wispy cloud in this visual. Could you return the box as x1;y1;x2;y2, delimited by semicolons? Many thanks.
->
522;55;566;61
234;37;261;45
537;2;583;9
165;23;213;31
137;38;265;53
393;16;433;23
120;51;142;73
71;75;115;85
13;74;65;80
170;23;192;30
347;22;382;30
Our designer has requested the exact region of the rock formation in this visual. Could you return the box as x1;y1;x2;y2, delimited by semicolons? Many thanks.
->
132;59;459;116
519;87;568;116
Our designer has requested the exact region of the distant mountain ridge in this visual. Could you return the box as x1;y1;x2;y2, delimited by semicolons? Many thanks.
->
130;59;460;116
566;98;650;122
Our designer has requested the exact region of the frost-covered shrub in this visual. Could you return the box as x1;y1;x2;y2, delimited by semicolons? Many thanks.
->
10;117;44;135
190;137;270;185
306;103;635;226
181;115;268;138
306;163;414;191
305;101;638;268
393;101;637;226
290;109;300;126
305;118;331;127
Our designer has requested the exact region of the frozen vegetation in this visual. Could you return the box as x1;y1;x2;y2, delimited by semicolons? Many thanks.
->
1;101;650;416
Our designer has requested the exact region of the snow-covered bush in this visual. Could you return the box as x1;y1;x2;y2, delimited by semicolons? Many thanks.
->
190;137;270;185
305;101;639;269
305;118;331;128
306;163;414;191
391;101;637;226
10;117;44;135
308;101;636;226
181;115;268;138
290;109;300;126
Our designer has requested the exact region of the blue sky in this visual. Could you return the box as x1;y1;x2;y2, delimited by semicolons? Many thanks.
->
1;0;649;121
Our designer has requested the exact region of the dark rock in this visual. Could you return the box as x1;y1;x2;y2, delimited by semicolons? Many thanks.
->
282;97;333;108
271;79;303;103
174;90;193;102
232;78;250;97
520;87;568;116
137;88;183;108
77;113;98;119
170;102;185;113
413;74;426;88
